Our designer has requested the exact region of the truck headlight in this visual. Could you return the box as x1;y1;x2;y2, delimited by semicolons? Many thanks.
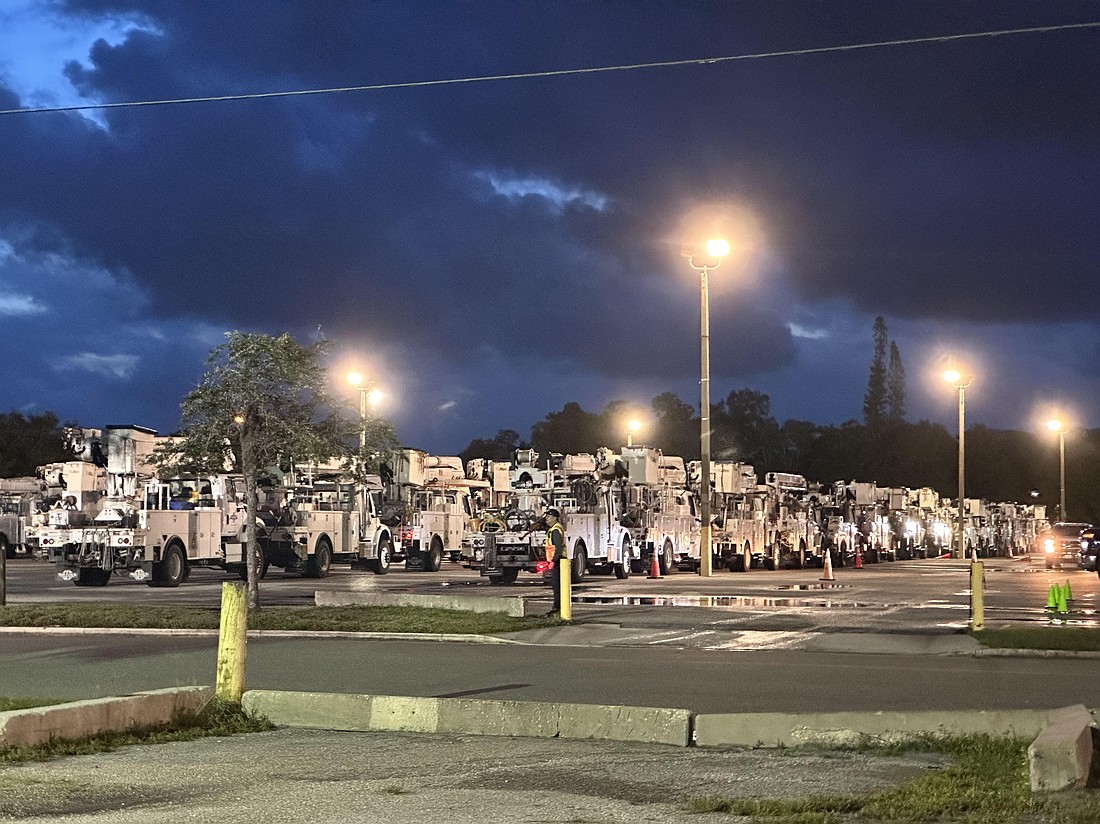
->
1044;539;1055;554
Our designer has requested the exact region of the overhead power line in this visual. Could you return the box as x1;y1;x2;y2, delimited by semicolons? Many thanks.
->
1;21;1097;116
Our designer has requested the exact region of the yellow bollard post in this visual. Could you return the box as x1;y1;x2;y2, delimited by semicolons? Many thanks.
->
215;581;248;702
969;561;984;632
559;556;572;621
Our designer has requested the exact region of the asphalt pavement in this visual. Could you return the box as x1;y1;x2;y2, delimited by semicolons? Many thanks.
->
0;727;953;824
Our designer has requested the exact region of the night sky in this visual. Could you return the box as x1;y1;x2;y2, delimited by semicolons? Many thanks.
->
2;1;1098;455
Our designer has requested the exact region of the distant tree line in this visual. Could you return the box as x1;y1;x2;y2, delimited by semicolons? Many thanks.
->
459;395;1100;523
459;317;1100;523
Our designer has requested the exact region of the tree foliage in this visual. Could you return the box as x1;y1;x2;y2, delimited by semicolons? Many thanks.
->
863;316;889;427
155;332;362;609
0;412;69;477
712;388;785;469
459;429;524;464
887;341;907;422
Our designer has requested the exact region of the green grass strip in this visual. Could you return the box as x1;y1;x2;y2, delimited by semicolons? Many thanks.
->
687;735;1100;823
0;698;274;764
971;626;1100;652
0;603;563;635
0;698;68;713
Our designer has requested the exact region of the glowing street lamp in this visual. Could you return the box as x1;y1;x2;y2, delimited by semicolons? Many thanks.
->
1046;418;1067;520
347;371;381;453
685;238;731;578
626;419;642;447
943;369;973;561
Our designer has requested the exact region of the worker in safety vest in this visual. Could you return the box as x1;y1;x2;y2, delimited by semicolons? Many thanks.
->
544;508;566;614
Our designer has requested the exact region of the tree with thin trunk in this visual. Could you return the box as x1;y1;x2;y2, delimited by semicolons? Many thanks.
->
863;316;888;428
886;340;907;422
155;332;356;609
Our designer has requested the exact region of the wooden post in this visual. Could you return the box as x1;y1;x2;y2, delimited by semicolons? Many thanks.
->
215;581;248;702
1;547;7;607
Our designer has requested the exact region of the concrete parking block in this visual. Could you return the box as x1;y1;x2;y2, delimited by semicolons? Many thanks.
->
1027;704;1098;792
435;697;560;738
314;590;527;617
695;708;1078;749
0;686;213;749
243;690;692;746
558;703;692;747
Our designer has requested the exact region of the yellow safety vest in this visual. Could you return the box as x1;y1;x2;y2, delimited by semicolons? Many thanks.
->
544;522;565;562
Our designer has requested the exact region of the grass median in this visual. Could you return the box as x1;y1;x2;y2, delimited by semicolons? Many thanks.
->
0;603;564;635
1;698;273;765
689;735;1100;823
971;626;1100;652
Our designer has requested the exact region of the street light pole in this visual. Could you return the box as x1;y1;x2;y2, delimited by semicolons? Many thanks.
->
1046;419;1067;520
944;371;971;561
1058;428;1066;520
347;371;378;460
686;239;730;578
945;368;982;630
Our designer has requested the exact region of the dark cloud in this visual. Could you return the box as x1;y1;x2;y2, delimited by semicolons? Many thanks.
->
2;1;1098;450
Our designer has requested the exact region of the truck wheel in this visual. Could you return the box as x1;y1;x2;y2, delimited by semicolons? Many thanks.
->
500;567;519;584
571;544;587;584
305;537;333;578
151;543;187;588
370;538;392;575
614;540;631;579
238;545;270;580
74;568;110;587
425;537;444;573
764;547;778;571
659;540;675;575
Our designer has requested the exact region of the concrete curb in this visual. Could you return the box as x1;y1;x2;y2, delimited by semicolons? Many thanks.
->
315;590;530;617
0;626;525;644
0;686;213;749
242;689;693;747
694;707;1100;748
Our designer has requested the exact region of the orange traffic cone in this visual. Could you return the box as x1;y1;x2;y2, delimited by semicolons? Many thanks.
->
853;544;864;570
820;548;835;581
648;548;661;579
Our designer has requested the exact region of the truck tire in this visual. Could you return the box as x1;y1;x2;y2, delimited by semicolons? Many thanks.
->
424;536;444;573
500;566;519;584
659;539;675;575
369;538;392;575
571;543;587;584
236;545;270;580
151;543;187;588
614;539;631;579
74;568;110;587
305;537;332;578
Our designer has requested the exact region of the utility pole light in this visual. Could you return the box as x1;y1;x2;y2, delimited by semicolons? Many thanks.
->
347;371;380;454
1046;419;1067;521
944;367;983;631
943;369;972;561
685;238;730;578
626;419;642;447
